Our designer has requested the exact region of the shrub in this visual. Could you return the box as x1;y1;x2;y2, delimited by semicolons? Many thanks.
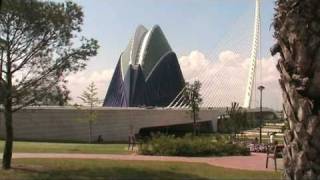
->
138;133;250;157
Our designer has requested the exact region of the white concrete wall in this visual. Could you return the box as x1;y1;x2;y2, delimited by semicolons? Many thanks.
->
0;107;225;142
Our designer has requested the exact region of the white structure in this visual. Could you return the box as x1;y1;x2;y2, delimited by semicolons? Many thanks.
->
0;107;225;142
243;0;261;108
169;0;262;108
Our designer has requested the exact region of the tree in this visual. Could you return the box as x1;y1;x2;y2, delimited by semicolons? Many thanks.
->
183;80;202;136
1;83;71;106
78;82;100;143
224;102;248;139
218;103;248;136
39;82;71;106
271;0;320;179
0;0;99;169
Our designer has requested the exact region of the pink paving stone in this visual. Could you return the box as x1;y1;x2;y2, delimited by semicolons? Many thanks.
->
9;152;282;172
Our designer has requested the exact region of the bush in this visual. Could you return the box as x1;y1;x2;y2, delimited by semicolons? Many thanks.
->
138;133;250;157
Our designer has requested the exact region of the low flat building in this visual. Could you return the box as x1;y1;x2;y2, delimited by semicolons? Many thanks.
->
0;106;225;142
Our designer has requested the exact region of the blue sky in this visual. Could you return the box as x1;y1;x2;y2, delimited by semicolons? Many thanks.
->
71;0;276;71
64;0;281;109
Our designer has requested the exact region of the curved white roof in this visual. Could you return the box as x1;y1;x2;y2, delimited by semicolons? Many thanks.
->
120;25;172;79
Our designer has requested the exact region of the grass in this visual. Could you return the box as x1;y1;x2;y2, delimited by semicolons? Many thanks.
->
0;158;282;180
0;140;130;154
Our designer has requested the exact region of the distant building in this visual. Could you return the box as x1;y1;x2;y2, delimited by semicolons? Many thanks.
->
103;25;185;107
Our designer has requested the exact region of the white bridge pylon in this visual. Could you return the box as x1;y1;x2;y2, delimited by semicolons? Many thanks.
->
168;0;261;109
243;0;260;108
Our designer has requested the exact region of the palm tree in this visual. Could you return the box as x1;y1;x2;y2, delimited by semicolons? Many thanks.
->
271;0;320;179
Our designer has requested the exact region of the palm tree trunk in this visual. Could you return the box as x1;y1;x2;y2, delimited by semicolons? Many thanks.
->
272;0;320;179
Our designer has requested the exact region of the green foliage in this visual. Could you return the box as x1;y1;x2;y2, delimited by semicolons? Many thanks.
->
38;83;71;106
183;80;203;135
78;82;100;143
1;0;99;169
79;82;100;107
218;102;251;135
0;0;99;111
77;82;100;124
139;133;250;157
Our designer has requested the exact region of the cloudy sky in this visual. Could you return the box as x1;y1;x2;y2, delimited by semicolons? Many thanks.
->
64;0;282;110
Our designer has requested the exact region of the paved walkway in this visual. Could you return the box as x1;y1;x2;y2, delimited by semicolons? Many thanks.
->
10;153;283;172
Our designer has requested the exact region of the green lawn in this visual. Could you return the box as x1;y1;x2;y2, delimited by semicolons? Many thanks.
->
0;159;282;180
0;140;130;154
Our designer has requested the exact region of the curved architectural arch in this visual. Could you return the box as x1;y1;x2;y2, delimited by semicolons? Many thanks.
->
138;25;172;77
103;25;185;107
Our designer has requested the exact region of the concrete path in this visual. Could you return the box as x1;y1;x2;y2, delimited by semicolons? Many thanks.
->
9;153;283;172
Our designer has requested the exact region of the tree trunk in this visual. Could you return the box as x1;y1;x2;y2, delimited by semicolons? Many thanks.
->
193;110;197;136
272;0;320;179
2;49;13;170
89;120;92;143
89;105;93;143
2;104;13;169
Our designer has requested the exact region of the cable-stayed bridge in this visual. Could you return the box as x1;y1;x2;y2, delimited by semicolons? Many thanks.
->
169;0;264;109
0;0;281;143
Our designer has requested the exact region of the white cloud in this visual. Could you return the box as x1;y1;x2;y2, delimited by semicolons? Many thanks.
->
218;50;242;65
66;69;114;105
178;50;282;110
255;56;282;110
179;50;211;80
65;50;282;110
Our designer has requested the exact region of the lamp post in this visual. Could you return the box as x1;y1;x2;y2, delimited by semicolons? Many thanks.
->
258;85;265;144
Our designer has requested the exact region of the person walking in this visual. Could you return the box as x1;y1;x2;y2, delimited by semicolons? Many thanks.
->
269;132;275;144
